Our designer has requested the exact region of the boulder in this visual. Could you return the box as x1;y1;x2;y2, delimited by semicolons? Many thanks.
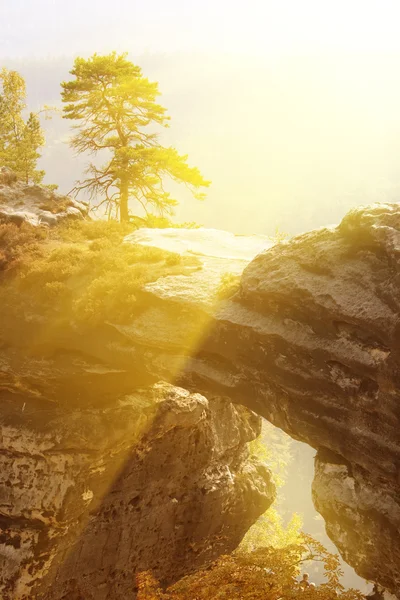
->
0;167;88;227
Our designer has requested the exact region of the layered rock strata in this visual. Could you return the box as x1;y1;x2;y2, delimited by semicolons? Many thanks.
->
0;382;273;599
122;206;400;595
2;193;400;595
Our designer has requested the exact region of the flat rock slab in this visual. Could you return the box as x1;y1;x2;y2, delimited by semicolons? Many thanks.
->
125;228;271;309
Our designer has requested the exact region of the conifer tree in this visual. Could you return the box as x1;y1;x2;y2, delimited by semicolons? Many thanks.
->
0;68;45;184
61;52;210;222
19;112;45;184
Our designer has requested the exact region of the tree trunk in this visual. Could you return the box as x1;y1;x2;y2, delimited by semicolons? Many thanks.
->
119;176;129;223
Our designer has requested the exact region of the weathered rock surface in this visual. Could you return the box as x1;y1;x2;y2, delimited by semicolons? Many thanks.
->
2;203;400;596
121;207;400;595
0;219;278;597
0;223;274;598
0;167;88;226
313;451;400;593
189;205;400;595
0;381;273;599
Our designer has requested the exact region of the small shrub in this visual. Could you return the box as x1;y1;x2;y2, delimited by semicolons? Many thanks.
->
217;272;240;300
137;534;364;600
44;183;59;192
269;227;290;244
0;222;47;271
3;221;200;326
57;219;136;243
164;253;182;266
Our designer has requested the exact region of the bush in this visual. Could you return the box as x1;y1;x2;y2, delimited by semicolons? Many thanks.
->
56;218;136;243
137;535;364;600
216;272;241;300
2;219;199;326
0;222;47;271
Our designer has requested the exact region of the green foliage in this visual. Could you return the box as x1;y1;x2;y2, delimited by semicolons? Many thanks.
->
242;421;302;550
242;507;303;551
269;227;290;244
43;183;59;192
61;52;210;222
21;112;45;183
56;218;136;243
1;220;199;325
0;222;47;271
137;534;364;600
0;68;46;184
253;421;293;489
217;272;241;299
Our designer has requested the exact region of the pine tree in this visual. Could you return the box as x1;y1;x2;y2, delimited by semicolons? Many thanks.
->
0;68;26;170
61;52;210;222
0;68;46;184
19;112;45;184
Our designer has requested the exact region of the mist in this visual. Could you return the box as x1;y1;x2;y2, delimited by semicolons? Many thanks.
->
3;50;400;236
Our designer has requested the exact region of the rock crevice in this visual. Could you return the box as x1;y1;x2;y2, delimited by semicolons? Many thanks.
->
0;380;273;599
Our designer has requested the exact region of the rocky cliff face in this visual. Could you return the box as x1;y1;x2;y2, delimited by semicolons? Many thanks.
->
2;191;400;596
0;214;274;598
119;207;400;595
187;205;400;595
0;381;273;599
313;451;400;594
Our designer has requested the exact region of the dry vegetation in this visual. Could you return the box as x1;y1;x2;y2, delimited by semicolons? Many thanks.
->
0;222;47;271
0;219;199;325
136;535;364;600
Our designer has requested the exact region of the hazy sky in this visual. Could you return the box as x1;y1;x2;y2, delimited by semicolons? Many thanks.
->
2;0;400;59
3;1;400;235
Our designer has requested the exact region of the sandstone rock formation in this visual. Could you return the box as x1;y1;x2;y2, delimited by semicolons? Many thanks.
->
121;207;400;595
313;451;400;594
0;218;276;597
0;220;276;598
0;167;88;226
2;199;400;597
188;205;400;595
0;381;273;599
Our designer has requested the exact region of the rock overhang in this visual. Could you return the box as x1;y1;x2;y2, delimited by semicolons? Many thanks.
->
1;191;400;596
125;207;400;596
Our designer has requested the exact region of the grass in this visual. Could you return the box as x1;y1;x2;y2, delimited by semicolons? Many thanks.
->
1;219;200;326
55;219;136;243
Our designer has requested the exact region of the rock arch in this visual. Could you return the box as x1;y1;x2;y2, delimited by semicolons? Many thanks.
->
1;192;399;596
